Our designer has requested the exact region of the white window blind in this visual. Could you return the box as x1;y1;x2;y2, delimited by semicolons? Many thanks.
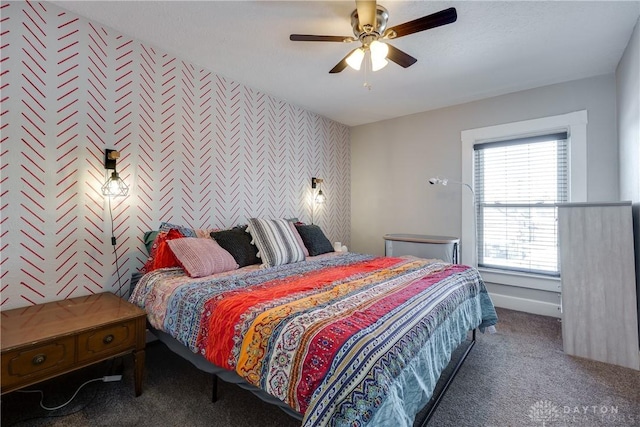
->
474;132;568;276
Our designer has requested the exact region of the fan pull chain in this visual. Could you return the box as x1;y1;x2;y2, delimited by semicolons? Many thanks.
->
363;50;372;90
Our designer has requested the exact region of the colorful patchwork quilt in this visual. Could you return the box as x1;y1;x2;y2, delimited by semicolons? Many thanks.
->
130;253;497;426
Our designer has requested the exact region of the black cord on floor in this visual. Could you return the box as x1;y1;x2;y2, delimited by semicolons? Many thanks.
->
108;195;125;293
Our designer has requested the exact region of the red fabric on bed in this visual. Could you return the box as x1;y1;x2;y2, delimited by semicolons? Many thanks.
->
141;228;184;273
201;256;405;369
294;264;466;412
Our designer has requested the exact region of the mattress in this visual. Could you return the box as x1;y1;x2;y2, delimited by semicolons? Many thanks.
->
130;252;497;426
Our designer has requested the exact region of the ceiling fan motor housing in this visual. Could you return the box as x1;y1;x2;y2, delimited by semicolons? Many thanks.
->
351;5;389;42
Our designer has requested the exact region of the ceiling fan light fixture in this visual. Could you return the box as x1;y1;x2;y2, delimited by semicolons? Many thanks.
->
370;40;389;60
346;47;365;70
371;55;388;71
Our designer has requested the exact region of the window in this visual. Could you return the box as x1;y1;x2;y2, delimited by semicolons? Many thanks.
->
474;133;567;276
461;110;587;289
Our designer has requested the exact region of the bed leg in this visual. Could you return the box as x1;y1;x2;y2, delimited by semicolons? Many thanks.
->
212;374;218;403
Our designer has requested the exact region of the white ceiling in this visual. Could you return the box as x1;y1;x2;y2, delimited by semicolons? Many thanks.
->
52;1;640;127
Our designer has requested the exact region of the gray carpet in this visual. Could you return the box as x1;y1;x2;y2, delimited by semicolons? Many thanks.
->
2;308;639;426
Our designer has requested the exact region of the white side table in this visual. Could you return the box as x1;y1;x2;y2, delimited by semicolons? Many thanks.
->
384;234;460;264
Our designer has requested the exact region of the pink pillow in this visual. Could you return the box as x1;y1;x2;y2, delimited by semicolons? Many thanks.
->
167;237;239;278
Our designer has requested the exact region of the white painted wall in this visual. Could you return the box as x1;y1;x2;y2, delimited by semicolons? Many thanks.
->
351;74;619;256
351;74;619;317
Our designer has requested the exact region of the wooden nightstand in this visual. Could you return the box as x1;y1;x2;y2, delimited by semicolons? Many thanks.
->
1;292;146;396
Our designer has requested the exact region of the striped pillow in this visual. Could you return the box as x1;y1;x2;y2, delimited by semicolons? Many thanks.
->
167;237;238;278
246;218;306;268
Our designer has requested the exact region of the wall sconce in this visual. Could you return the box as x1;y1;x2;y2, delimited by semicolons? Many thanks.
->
312;177;326;204
101;149;129;197
101;149;128;294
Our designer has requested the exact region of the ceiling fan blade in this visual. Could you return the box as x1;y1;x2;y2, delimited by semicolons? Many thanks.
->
386;44;417;68
329;49;358;74
290;34;354;42
356;0;377;31
385;7;457;39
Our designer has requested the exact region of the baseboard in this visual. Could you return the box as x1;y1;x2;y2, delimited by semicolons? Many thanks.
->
489;292;561;318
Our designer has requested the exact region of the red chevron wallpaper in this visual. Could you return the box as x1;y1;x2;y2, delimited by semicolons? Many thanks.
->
0;1;350;310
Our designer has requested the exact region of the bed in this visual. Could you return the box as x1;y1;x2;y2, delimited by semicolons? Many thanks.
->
129;247;497;427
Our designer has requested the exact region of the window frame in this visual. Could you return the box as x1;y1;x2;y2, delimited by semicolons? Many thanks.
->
461;110;587;290
474;134;568;276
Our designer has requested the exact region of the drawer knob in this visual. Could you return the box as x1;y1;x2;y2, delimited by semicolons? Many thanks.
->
103;334;114;344
32;354;46;365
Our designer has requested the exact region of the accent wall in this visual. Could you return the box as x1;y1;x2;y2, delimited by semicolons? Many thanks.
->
0;1;350;309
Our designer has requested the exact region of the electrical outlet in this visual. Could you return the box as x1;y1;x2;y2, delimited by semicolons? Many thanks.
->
103;375;122;382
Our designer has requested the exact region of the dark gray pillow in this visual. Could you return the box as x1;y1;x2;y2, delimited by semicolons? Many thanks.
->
210;227;259;268
295;224;334;256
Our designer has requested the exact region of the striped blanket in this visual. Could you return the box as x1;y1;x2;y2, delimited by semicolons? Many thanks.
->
130;253;497;426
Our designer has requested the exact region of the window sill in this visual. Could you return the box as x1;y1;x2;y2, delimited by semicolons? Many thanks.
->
478;267;561;292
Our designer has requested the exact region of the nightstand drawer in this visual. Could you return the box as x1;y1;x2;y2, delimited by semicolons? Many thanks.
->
77;321;136;363
1;336;75;388
1;293;146;396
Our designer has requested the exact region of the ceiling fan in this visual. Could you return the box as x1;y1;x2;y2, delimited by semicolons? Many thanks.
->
289;1;457;74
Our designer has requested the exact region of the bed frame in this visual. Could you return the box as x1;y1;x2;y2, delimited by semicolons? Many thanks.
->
150;327;305;421
418;329;476;426
149;325;477;425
